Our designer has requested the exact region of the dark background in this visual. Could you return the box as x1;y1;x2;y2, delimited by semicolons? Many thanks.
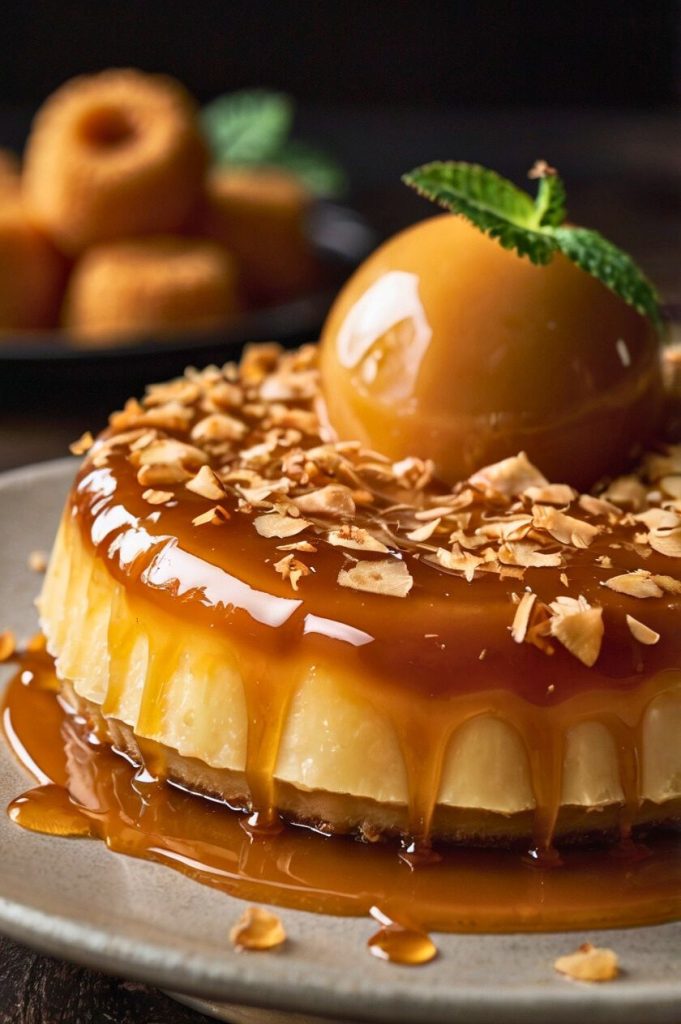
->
1;0;680;108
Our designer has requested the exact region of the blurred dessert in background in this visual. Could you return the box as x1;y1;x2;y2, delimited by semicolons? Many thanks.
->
0;71;331;344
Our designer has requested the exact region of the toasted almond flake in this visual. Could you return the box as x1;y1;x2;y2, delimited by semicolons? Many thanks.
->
192;505;230;526
648;524;681;557
602;475;647;509
652;573;681;594
137;463;192;487
603;570;663;598
644;445;681;481
229;906;287;951
511;592;537;643
470;452;548;497
554;943;619;983
276;540;317;553
141;488;174;505
549;598;604;667
560;572;569;587
524;483;576;505
185;465;226;500
191;412;247;444
128;429;158;452
136;438;208;470
338;558;413;598
69;431;94;455
327;525;389;552
391;456;434;490
406;518;442;542
660;475;681;499
0;629;16;661
434;545;484;582
532;505;599;548
294;485;356;518
414;505;460;522
633;507;680;530
626;615;660;645
578;494;620;517
498;542;563;568
254;512;311;539
27;550;47;572
273;553;310;591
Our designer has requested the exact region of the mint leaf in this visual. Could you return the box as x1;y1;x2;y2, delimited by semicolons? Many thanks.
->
552;227;661;326
403;160;661;327
533;173;566;228
273;140;347;198
402;162;557;264
202;90;293;164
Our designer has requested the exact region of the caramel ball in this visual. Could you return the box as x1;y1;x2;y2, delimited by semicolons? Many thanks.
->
23;69;208;254
62;236;238;345
320;214;662;489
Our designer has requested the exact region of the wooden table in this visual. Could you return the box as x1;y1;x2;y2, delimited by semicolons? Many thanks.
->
0;105;679;1024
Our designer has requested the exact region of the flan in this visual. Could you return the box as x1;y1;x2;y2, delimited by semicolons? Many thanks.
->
39;339;681;852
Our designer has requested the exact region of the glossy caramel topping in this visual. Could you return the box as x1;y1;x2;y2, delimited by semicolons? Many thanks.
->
3;653;680;934
319;215;663;491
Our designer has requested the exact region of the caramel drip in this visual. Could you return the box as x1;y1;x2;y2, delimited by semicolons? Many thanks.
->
238;648;296;829
367;925;438;965
3;655;680;934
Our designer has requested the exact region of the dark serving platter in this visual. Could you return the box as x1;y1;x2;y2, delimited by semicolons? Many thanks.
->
0;203;376;409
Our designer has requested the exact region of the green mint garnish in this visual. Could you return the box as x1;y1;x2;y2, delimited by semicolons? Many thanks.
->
402;159;660;327
201;89;346;198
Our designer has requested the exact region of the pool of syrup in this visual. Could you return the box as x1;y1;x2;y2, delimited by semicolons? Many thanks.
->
2;647;679;938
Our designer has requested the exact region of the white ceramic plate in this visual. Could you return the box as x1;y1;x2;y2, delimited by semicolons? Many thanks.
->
0;459;679;1024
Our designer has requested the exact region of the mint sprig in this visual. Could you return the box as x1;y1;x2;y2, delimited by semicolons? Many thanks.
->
201;89;346;198
402;160;660;327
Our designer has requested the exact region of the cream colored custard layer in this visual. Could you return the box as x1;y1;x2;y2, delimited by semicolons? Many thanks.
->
39;511;681;843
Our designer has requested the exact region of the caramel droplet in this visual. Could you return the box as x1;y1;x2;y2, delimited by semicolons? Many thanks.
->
368;925;438;965
229;906;287;951
8;784;94;838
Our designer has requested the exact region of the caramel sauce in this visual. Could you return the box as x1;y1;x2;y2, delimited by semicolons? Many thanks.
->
66;444;681;854
3;651;680;935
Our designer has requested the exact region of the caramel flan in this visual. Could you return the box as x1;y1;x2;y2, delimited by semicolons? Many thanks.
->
38;338;681;853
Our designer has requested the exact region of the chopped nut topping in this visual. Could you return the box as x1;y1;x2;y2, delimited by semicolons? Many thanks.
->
498;542;563;568
142;488;174;505
549;596;604;666
254;512;311;539
294;485;356;518
27;550;48;572
511;591;537;643
327;525;389;552
229;906;287;951
69;431;94;455
603;570;664;599
626;614;660;645
192;505;230;526
532;505;599;548
185;465;226;501
191;412;247;443
524;483;576;505
469;452;548;497
273;553;310;590
0;629;16;661
554;943;619;983
338;558;413;598
137;463;192;487
434;545;484;582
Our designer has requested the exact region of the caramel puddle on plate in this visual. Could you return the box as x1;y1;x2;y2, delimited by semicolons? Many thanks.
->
2;649;680;947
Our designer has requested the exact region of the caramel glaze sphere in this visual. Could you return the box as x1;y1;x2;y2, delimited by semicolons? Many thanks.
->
62;236;238;345
0;197;65;330
23;69;208;255
320;214;663;491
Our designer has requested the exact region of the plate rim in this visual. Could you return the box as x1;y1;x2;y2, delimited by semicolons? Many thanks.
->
0;458;679;1024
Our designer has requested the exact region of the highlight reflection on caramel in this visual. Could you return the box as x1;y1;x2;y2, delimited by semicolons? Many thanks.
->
3;651;680;934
